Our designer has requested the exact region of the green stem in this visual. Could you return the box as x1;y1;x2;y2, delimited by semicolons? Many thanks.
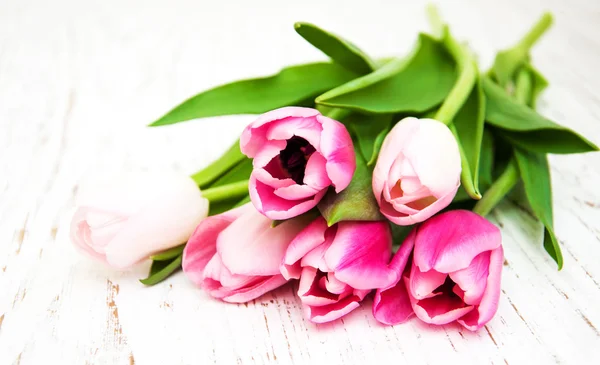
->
514;68;532;105
191;140;245;189
428;7;477;125
426;4;445;38
449;124;481;199
202;180;249;203
472;158;520;216
516;13;554;52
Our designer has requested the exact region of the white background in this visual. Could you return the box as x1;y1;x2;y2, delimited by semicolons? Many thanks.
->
1;0;600;364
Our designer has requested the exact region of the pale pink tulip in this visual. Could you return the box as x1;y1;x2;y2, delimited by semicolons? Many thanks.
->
182;203;310;303
373;117;461;225
281;217;397;323
241;107;356;220
373;210;503;331
70;172;209;269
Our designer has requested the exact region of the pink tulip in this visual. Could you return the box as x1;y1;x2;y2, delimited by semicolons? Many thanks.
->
240;107;356;220
373;117;461;225
182;203;310;303
372;210;503;331
70;172;209;269
281;217;397;323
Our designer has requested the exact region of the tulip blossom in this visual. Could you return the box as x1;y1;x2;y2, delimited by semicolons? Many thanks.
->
281;217;397;323
372;117;461;225
373;210;503;331
182;204;310;303
241;107;356;220
70;172;209;269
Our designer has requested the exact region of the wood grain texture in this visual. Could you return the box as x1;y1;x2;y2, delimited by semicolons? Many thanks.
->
1;0;600;364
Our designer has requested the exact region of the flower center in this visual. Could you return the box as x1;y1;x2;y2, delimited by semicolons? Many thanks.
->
433;275;462;300
279;136;316;184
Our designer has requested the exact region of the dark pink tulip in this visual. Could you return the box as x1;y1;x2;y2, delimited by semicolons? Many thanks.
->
281;217;397;323
182;204;309;303
373;210;503;331
241;107;356;220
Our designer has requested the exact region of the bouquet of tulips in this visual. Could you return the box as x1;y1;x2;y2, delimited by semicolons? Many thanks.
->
70;7;597;331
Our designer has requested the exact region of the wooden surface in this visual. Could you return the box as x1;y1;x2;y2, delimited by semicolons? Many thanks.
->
1;0;600;363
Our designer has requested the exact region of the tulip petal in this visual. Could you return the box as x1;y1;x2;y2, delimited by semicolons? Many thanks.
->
393;186;459;225
372;230;416;325
250;177;324;220
70;208;110;262
281;217;328;279
318;115;355;193
402;118;461;198
457;246;504;331
104;177;209;269
252;140;287;168
373;118;420;190
251;106;320;130
325;272;349;295
304;153;332;190
301;229;336;272
252;168;296;189
183;209;245;286
298;267;341;306
274;184;322;200
266;116;322;149
222;275;288;303
241;107;320;157
325;221;397;290
305;289;370;323
450;251;491;305
409;263;447;300
408;274;474;325
218;207;308;276
413;210;502;273
373;276;414;325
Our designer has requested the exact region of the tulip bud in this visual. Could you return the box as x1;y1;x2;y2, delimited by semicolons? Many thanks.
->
70;172;209;269
372;117;461;225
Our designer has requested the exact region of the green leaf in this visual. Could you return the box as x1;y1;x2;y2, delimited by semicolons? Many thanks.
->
233;195;251;208
294;22;376;74
210;158;253;188
209;200;240;216
203;180;249;204
191;141;245;189
514;63;548;108
491;13;553;86
140;254;183;286
451;75;485;199
209;193;251;216
150;62;359;126
316;34;457;114
318;155;383;226
522;63;548;108
202;155;252;215
346;113;392;165
483;78;598;154
479;128;495;191
514;148;563;269
150;244;186;261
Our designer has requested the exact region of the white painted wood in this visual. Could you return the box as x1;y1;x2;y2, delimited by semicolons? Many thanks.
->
1;0;600;363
